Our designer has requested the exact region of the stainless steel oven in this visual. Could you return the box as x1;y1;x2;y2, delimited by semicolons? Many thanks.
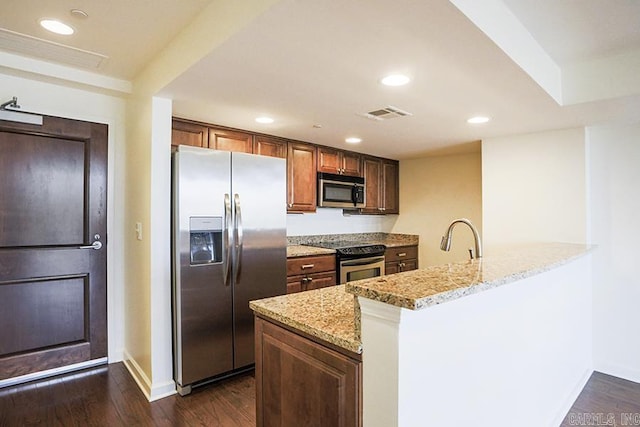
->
304;241;386;284
340;254;385;284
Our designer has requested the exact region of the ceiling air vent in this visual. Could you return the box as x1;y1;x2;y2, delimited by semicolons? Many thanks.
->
359;105;413;121
0;28;108;69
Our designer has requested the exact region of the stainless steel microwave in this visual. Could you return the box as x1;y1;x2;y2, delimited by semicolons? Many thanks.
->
317;172;365;208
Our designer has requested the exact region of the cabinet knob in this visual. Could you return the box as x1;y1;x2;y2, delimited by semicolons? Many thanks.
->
301;264;315;270
288;203;293;208
397;253;406;257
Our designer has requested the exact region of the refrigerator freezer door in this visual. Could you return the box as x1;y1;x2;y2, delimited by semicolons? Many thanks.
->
230;152;287;368
173;147;233;387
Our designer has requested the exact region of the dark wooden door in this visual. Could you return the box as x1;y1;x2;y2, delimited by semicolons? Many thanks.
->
0;115;108;380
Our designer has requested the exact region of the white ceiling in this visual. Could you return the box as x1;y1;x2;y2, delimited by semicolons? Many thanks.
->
1;0;639;159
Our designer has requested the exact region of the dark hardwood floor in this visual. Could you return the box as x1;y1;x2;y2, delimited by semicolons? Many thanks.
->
1;364;638;426
0;362;255;426
560;372;640;426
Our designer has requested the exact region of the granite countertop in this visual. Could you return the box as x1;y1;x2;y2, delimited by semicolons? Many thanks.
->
255;242;592;354
250;284;361;354
345;242;593;310
286;232;419;258
286;244;336;258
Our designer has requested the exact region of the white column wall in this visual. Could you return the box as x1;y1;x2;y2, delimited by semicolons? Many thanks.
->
588;123;640;382
360;255;592;427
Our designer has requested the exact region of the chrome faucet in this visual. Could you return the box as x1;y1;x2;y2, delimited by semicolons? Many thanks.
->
440;218;483;259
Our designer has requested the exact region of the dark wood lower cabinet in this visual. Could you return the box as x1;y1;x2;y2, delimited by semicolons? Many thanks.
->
286;254;337;294
385;245;418;275
255;316;362;427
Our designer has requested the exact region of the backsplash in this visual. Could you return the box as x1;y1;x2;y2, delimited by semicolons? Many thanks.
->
288;232;418;246
286;207;397;236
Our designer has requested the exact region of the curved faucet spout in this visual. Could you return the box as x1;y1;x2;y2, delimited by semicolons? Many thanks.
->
440;218;483;259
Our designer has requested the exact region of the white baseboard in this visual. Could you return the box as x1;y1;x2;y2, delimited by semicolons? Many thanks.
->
549;368;594;427
122;350;176;402
595;362;640;384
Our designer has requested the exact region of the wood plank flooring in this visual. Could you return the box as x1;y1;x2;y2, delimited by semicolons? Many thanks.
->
0;362;255;426
560;372;640;426
0;364;638;426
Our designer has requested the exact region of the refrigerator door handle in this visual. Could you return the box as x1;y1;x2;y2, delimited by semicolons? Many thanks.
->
223;193;232;286
233;193;244;284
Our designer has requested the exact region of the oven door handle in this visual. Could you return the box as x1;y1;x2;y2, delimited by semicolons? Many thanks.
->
341;256;385;267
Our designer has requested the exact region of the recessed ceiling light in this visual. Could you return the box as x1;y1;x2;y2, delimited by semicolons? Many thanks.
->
39;18;74;35
255;117;274;124
381;74;410;86
345;137;362;144
467;116;491;124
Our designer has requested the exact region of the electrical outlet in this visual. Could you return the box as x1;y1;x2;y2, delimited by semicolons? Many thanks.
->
135;222;143;241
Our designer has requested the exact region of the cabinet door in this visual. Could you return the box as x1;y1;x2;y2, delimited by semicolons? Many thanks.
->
254;135;287;158
317;147;341;174
255;318;361;427
305;271;337;291
209;128;253;153
286;276;304;294
287;142;317;212
402;259;418;271
382;160;399;214
385;262;399;275
171;119;209;148
318;148;362;177
341;152;362;177
361;157;382;213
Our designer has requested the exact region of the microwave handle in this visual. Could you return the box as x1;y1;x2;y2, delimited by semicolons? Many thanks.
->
351;185;360;206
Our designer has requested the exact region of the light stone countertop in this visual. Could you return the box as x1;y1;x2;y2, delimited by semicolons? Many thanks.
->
254;242;592;354
286;233;418;258
286;244;336;258
345;242;593;310
250;284;361;354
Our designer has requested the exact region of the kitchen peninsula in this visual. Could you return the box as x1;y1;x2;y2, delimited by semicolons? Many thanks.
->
250;243;593;427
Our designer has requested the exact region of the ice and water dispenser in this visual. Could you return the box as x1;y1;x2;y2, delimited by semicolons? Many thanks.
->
189;217;223;265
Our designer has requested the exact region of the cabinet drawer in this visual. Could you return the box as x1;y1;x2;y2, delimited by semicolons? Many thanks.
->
287;255;336;275
385;246;417;261
287;271;337;294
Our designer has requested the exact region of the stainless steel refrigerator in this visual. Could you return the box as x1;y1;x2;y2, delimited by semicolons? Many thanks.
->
172;145;286;396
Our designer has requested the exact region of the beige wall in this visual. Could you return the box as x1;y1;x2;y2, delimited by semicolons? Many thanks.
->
392;149;483;267
122;0;280;400
481;128;587;247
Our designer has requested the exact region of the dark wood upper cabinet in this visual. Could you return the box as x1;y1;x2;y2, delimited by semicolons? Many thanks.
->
171;118;398;215
382;159;399;214
171;119;209;148
361;157;399;214
253;135;287;158
208;127;253;153
287;142;317;213
318;147;362;177
362;157;382;214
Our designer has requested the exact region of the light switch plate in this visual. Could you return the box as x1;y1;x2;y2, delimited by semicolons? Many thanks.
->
135;222;143;241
